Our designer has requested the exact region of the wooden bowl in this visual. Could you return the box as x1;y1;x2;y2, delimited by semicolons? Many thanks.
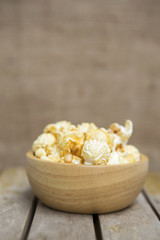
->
26;151;148;214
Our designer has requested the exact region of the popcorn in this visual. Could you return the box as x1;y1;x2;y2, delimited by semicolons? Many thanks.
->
72;156;83;164
63;153;73;163
63;154;83;164
86;129;107;142
122;145;140;162
77;123;90;133
44;121;75;135
104;132;122;153
108;152;120;165
35;148;46;158
77;122;97;133
120;154;135;164
57;129;84;157
109;120;133;143
32;119;140;165
81;139;110;165
46;145;60;162
108;145;140;165
34;145;60;163
32;133;56;152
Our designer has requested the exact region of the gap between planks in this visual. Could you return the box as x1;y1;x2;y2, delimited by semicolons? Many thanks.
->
0;168;97;240
1;168;159;240
142;189;160;221
25;204;102;240
0;167;35;240
20;197;38;240
19;198;102;240
93;189;160;240
26;193;160;240
143;172;160;220
93;214;103;240
16;176;160;240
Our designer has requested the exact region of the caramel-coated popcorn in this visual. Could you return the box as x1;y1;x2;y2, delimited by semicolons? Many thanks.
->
44;121;75;135
57;129;84;157
109;120;133;143
32;120;140;165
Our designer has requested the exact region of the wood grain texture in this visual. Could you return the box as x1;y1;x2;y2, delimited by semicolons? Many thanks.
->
26;151;148;214
99;193;160;240
0;166;159;240
0;167;33;240
144;172;160;217
0;0;160;170
28;202;95;240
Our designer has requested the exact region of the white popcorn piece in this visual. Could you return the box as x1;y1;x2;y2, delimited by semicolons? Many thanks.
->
107;152;120;165
115;145;140;164
82;139;110;165
40;145;60;163
123;145;140;162
35;148;46;158
41;156;50;161
109;120;133;143
72;155;83;164
47;145;60;162
103;132;122;152
32;133;56;152
63;153;73;163
108;145;140;165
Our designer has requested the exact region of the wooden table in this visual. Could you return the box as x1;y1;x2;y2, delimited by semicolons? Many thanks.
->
0;168;159;240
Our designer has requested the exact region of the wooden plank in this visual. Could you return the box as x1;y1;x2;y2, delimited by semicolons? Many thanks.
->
0;167;34;240
28;202;96;240
144;172;160;218
99;193;160;240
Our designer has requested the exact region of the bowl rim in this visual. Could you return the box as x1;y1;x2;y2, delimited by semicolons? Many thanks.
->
26;150;148;168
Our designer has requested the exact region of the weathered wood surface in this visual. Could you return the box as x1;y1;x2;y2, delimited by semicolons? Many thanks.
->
28;202;95;240
99;193;160;240
0;0;160;170
144;172;160;218
0;168;33;240
0;167;160;240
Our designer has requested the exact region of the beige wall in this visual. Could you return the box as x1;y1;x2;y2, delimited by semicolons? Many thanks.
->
0;0;160;170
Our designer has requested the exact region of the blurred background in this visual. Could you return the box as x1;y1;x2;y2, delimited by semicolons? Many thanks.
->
0;0;160;170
